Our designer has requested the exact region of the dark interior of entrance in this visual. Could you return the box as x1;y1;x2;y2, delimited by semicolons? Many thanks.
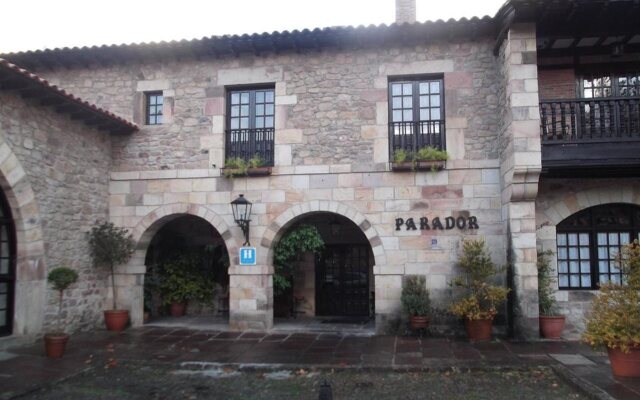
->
275;213;374;319
143;215;229;319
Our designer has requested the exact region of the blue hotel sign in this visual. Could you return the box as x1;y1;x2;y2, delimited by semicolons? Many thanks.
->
239;247;257;266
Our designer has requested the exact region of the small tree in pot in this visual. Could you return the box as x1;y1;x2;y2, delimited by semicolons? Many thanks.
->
158;253;216;317
537;250;565;339
450;238;510;341
44;266;78;358
401;275;431;331
87;221;135;332
583;240;640;377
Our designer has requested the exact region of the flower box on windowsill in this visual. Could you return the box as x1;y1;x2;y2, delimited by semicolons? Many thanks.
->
390;161;415;172
390;160;446;172
416;160;446;171
222;166;272;178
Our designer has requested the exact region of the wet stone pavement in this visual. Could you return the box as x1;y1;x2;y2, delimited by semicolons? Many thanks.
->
0;326;639;399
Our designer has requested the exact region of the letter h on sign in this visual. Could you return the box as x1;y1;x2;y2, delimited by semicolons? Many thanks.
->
239;247;257;266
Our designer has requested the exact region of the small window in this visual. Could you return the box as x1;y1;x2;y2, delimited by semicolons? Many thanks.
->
225;87;275;166
556;204;640;289
145;92;163;125
388;77;445;157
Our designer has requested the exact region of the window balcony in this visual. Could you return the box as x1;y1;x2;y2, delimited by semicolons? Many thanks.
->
389;120;445;152
224;128;275;166
539;96;640;176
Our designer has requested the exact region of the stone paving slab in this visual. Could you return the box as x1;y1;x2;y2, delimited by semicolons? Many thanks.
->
0;327;638;400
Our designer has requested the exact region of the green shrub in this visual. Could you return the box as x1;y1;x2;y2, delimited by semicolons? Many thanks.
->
537;250;559;316
47;266;79;333
450;239;510;320
401;275;431;317
393;148;414;163
223;157;248;177
87;221;135;310
583;240;640;352
158;253;216;305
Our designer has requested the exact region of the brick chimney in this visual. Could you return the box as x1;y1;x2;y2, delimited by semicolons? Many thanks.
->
395;0;416;24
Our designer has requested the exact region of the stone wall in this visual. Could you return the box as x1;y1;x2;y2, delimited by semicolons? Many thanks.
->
40;39;501;172
35;37;509;333
536;177;640;338
0;90;112;335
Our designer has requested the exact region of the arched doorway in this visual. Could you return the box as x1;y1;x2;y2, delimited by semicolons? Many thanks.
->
0;189;16;336
142;215;230;322
273;212;375;325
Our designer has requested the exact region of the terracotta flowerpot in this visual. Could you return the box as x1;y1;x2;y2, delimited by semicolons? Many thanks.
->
464;318;493;341
539;315;565;339
44;333;69;358
246;166;272;176
608;347;640;377
410;315;429;330
415;160;446;171
104;310;129;332
170;303;186;317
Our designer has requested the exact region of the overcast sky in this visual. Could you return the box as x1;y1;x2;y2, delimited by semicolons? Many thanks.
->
0;0;506;53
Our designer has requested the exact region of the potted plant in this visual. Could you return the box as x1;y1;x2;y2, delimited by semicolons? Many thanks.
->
583;240;640;377
415;146;448;171
88;221;135;332
158;253;216;317
401;275;431;331
44;266;78;358
246;155;272;176
390;148;415;171
537;250;565;339
450;238;510;341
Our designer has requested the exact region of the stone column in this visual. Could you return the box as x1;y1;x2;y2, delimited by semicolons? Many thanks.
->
498;23;542;339
113;256;146;327
228;265;273;331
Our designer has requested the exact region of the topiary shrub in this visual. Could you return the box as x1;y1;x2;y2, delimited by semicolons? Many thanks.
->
47;266;78;333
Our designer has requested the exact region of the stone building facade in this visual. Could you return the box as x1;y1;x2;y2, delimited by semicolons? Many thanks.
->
1;0;639;342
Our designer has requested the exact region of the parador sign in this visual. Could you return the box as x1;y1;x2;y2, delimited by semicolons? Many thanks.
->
395;216;479;231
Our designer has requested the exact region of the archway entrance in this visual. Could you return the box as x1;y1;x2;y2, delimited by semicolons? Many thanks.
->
274;212;374;330
143;215;229;324
0;189;15;337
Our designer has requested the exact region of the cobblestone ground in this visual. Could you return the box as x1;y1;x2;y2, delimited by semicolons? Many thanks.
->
23;362;584;400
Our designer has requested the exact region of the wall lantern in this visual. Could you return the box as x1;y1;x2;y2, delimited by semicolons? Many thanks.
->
230;194;252;246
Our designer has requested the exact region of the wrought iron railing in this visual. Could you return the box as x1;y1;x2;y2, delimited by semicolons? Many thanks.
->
225;128;275;165
388;120;446;157
540;97;640;143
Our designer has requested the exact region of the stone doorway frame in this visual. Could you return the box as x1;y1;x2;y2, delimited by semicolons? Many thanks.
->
125;204;239;327
260;201;387;331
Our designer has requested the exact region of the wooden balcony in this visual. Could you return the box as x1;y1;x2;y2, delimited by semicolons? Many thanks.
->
539;97;640;177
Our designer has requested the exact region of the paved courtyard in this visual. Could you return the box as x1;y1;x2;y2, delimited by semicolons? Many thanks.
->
0;327;639;399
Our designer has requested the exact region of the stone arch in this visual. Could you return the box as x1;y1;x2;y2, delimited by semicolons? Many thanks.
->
0;139;47;336
260;200;386;267
118;203;239;326
538;185;640;227
130;203;239;268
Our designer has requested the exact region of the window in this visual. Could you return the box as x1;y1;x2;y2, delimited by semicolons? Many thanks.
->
581;71;640;98
556;204;640;289
226;87;275;166
388;77;445;157
145;92;163;125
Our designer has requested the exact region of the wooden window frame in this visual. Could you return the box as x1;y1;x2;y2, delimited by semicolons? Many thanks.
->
145;91;163;125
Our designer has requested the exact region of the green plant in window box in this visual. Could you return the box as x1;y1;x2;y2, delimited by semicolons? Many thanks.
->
247;155;272;176
537;250;566;339
390;148;415;171
415;146;448;172
583;240;640;377
449;238;510;341
222;157;248;178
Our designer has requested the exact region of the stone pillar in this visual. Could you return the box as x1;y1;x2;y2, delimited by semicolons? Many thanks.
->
395;0;416;24
228;265;273;331
113;261;146;327
498;23;542;339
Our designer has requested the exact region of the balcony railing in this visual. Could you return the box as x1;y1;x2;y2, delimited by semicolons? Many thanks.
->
388;120;446;157
540;97;640;143
225;128;275;166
